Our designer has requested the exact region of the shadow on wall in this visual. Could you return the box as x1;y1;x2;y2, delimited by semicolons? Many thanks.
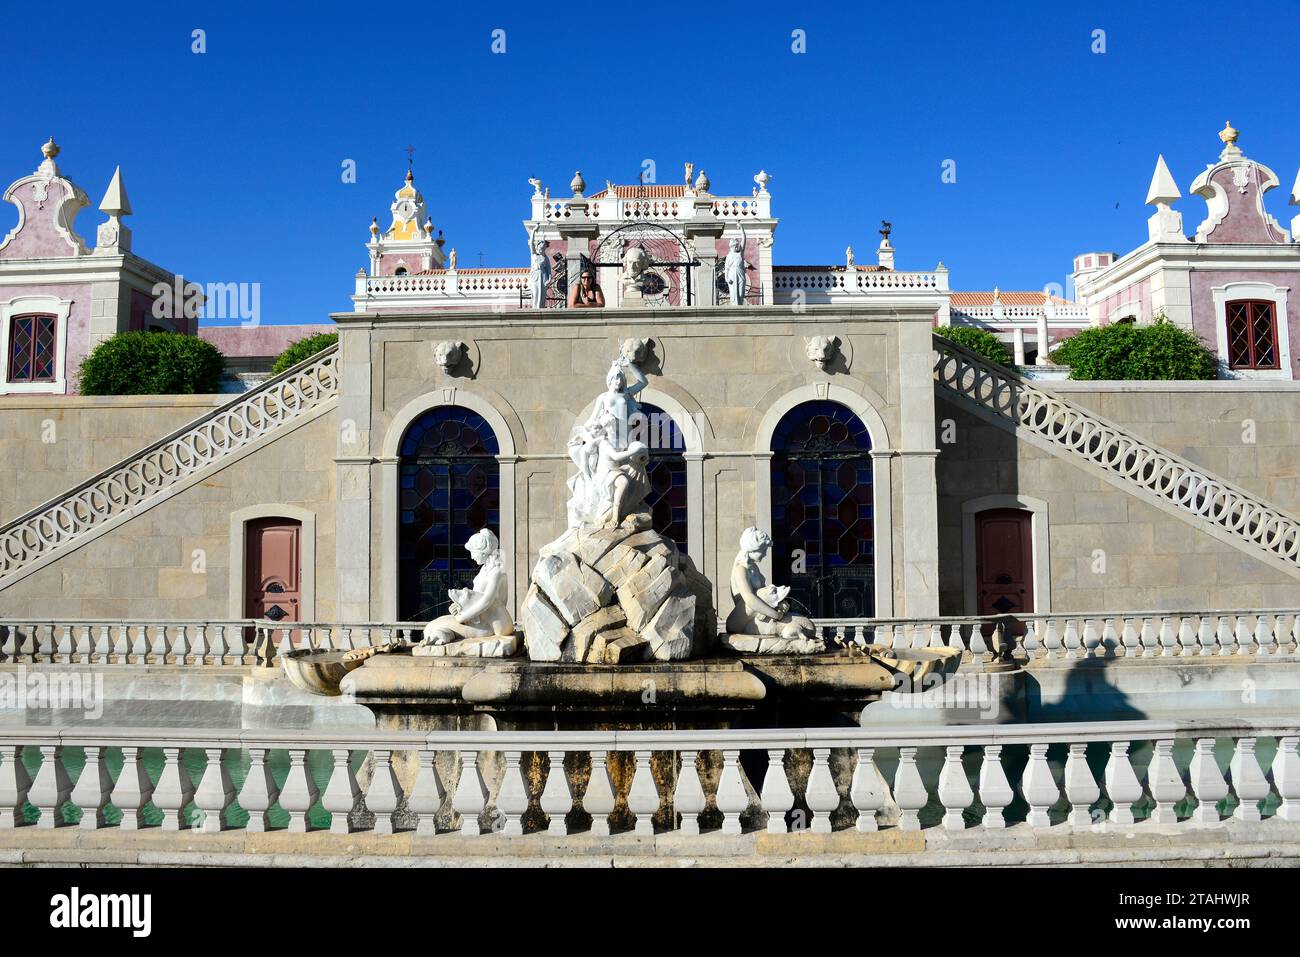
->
1024;658;1146;722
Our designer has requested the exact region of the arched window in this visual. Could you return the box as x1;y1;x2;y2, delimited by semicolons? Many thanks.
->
398;406;500;621
631;402;688;554
770;400;874;618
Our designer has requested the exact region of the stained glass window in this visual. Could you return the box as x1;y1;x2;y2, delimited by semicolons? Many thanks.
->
770;401;874;618
7;314;57;383
633;402;688;555
398;406;500;621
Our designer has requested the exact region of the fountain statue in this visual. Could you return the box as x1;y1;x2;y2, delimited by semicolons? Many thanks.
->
415;528;518;657
522;345;715;664
721;527;825;654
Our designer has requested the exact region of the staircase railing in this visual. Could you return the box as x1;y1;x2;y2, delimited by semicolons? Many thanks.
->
933;334;1300;574
0;346;339;586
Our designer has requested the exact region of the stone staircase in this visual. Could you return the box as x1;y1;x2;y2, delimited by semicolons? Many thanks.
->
0;346;338;591
932;335;1300;579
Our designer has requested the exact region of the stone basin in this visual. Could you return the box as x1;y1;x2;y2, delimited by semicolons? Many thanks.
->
280;648;367;697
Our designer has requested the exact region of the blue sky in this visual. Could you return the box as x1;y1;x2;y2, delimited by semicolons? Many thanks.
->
7;0;1299;327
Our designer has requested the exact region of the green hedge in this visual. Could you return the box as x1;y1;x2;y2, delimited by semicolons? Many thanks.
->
78;331;226;395
271;332;338;376
1050;317;1217;380
935;326;1012;366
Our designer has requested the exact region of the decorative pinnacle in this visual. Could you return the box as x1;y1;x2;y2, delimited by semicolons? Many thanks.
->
570;170;586;197
41;136;60;160
1219;120;1239;147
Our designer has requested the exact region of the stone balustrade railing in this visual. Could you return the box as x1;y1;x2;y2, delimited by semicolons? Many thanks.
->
0;620;427;666
0;348;340;589
3;719;1297;835
951;303;1093;323
934;334;1300;576
815;609;1300;661
772;268;948;299
4;609;1298;667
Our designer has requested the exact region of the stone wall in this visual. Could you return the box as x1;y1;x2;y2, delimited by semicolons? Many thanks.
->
0;395;225;520
0;411;338;621
935;387;1299;615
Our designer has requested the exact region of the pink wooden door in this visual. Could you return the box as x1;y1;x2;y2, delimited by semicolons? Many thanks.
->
245;518;302;624
975;508;1034;616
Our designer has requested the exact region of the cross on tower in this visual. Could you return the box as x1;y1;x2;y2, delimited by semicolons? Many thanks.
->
404;145;416;168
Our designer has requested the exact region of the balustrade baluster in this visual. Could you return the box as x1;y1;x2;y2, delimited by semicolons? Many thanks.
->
1197;615;1216;657
1275;736;1300;822
112;746;154;830
978;745;1013;828
171;625;189;664
30;745;72;828
1230;738;1269;822
1082;618;1101;658
238;747;278;833
760;749;794;833
367;748;402;835
1104;741;1144;825
1174;617;1196;656
674;751;706;835
0;745;33;827
1189;738;1228;825
1234;616;1253;656
969;622;989;658
1063;742;1099;826
1157;617;1177;656
927;622;945;650
228;624;248;665
447;750;484;835
1060;619;1080;660
1139;618;1157;657
53;624;72;662
152;746;195;830
1121;617;1139;657
849;748;887;832
1147;740;1186;824
1022;743;1060;827
1255;614;1276;656
1023;620;1043;660
1216;615;1236;656
150;624;169;661
806;748;839;834
937;745;973;831
497;750;530;836
1100;618;1119;657
716;749;748;835
193;748;234;833
626;751;659;836
1290;614;1300;655
1043;618;1062;660
584;751;615;837
894;747;927;831
891;623;906;651
67;745;111;830
408;749;445;836
130;624;149;664
321;748;360;835
37;624;54;661
279;748;320;833
14;623;34;660
540;751;571;834
276;626;294;663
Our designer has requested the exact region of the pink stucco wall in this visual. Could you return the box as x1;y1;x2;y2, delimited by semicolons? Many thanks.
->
1201;165;1289;244
0;178;86;260
1190;269;1299;375
1097;276;1151;324
198;324;335;358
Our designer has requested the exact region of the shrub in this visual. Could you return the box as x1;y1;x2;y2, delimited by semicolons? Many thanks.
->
1050;315;1216;380
78;331;225;395
935;325;1012;366
271;332;338;375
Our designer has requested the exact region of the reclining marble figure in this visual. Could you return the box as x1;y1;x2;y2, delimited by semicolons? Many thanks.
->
418;528;517;655
723;526;825;654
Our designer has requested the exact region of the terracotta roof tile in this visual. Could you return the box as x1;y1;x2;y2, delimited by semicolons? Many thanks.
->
590;185;690;198
951;291;1074;306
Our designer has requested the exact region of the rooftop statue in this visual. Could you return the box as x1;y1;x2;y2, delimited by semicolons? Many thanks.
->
724;225;747;306
528;224;550;309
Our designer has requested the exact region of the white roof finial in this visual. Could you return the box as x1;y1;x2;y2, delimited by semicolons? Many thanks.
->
1145;154;1181;207
1290;167;1300;206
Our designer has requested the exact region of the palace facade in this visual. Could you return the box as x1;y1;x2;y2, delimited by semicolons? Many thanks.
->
0;126;1298;634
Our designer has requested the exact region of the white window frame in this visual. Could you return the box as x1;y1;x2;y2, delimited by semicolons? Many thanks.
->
1211;281;1293;380
0;295;72;394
